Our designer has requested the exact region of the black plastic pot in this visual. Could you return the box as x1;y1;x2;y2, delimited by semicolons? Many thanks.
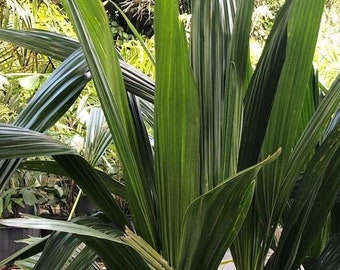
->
0;205;41;260
75;195;97;216
0;226;40;260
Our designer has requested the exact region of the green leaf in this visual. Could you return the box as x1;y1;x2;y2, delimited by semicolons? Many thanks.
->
14;48;88;131
0;216;150;270
314;234;340;270
0;217;122;242
231;5;291;266
178;149;281;270
154;0;200;265
61;0;158;248
267;124;340;270
233;1;328;268
222;0;254;178
34;232;82;269
17;74;42;90
21;188;38;205
19;160;67;176
0;28;156;103
83;108;112;166
191;0;253;191
121;227;172;270
238;1;289;170
78;236;149;270
0;124;127;227
0;29;79;61
11;197;25;208
0;124;74;159
53;155;128;228
0;48;88;190
295;68;319;143
283;75;340;201
65;245;99;270
260;0;325;188
0;198;3;217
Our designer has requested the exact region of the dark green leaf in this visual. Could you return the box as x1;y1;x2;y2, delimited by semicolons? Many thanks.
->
65;245;99;270
53;155;128;228
267;124;340;270
314;234;340;270
0;124;74;159
34;232;81;270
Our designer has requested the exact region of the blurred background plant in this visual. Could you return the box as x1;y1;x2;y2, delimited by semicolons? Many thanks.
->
249;0;340;89
315;0;340;88
104;0;190;41
0;0;87;220
0;0;74;74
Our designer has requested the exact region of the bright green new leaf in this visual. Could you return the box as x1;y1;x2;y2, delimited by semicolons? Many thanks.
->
154;0;200;265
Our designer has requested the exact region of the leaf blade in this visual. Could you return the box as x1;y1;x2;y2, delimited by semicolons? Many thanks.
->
61;0;158;248
178;149;281;269
154;0;200;265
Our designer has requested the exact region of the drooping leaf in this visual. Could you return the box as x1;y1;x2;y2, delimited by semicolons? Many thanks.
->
0;217;122;242
0;124;74;159
61;0;158;248
0;48;88;190
0;124;127;227
0;217;150;269
53;154;128;228
77;237;149;270
13;48;88;131
0;28;155;103
0;28;79;61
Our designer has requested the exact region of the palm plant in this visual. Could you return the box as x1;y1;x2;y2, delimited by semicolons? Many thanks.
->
0;0;340;269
